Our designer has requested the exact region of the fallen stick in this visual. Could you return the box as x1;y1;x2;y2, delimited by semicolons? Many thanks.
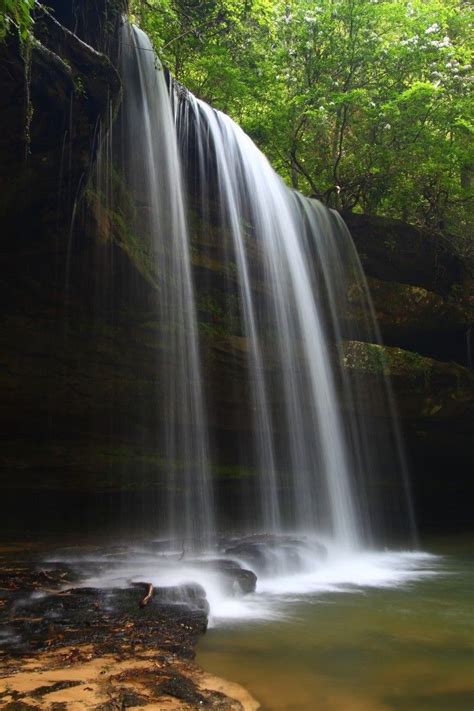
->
132;582;154;608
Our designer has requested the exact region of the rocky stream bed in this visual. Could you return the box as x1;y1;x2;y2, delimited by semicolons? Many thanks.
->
0;545;259;710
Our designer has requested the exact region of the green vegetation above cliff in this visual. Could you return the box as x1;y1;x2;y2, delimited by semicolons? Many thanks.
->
130;0;473;245
0;0;34;41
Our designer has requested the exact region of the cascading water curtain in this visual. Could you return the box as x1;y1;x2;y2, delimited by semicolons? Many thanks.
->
176;91;416;548
113;23;415;550
117;24;215;549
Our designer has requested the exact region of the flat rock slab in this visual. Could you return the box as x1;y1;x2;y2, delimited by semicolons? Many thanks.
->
2;584;208;659
0;548;260;709
0;646;259;710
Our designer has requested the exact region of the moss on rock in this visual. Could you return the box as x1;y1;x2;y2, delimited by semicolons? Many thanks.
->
341;340;474;421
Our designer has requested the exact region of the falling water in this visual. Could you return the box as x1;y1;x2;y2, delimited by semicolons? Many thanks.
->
111;24;415;553
177;95;415;549
117;25;215;549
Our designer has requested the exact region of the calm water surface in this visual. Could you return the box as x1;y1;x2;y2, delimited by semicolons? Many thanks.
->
198;538;473;711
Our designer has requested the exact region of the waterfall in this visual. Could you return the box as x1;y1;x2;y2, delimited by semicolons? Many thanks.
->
117;25;215;549
113;25;415;552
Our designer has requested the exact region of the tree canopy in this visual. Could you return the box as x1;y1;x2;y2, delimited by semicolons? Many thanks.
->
0;0;34;41
130;0;473;244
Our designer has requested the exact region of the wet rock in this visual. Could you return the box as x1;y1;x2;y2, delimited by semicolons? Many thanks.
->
344;276;474;365
0;4;122;241
15;583;210;619
159;673;208;706
31;680;81;698
94;688;150;710
220;565;257;596
3;581;209;658
340;340;474;530
153;583;210;613
34;563;80;584
37;560;112;582
197;559;257;595
341;340;474;421
224;534;327;575
343;212;472;297
140;539;177;553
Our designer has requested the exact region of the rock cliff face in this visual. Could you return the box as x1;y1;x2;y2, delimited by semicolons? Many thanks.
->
0;0;142;532
0;1;472;536
342;215;473;530
343;212;474;366
0;2;123;239
343;212;472;298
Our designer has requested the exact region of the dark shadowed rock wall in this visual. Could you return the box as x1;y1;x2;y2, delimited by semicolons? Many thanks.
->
343;213;474;531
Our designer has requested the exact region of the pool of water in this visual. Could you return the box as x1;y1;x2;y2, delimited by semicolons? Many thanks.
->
197;537;473;711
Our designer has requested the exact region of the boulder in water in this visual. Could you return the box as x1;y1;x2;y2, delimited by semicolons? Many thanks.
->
224;534;327;575
196;558;257;595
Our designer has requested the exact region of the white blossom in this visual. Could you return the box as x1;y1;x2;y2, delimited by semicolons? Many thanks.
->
435;36;452;48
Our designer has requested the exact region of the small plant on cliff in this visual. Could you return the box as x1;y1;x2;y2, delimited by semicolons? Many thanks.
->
0;0;35;42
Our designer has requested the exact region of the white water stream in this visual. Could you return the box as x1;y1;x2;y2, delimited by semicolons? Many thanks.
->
45;541;439;628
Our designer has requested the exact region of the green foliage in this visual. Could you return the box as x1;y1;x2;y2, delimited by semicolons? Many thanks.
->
131;0;473;241
0;0;35;41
